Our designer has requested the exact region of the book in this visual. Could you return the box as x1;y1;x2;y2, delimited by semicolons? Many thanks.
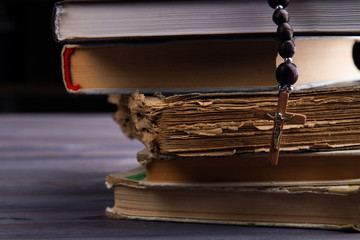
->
109;85;360;157
62;37;360;94
53;0;360;43
105;167;360;231
137;149;360;184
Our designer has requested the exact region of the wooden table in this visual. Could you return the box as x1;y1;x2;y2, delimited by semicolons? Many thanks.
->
0;114;358;239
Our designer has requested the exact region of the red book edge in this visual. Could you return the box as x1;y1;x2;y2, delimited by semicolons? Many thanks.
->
62;47;81;91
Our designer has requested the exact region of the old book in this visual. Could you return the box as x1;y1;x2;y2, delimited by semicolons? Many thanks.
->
110;86;360;157
53;0;360;43
62;37;360;94
105;167;360;231
137;149;360;184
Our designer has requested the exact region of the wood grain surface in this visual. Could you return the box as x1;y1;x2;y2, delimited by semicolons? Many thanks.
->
0;114;358;239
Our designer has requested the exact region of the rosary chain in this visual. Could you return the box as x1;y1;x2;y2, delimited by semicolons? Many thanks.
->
268;0;298;92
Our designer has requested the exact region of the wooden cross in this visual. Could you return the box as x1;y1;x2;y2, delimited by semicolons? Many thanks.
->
254;91;306;166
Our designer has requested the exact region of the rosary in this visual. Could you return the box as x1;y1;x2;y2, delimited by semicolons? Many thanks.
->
254;0;306;166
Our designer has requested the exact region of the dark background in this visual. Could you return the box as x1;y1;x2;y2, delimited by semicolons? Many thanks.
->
0;0;115;113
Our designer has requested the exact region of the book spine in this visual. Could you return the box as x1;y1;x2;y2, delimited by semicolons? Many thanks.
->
62;46;81;92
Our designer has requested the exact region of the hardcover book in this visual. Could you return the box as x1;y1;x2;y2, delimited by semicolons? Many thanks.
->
62;37;360;94
136;148;360;184
110;86;360;157
53;0;360;43
105;167;360;231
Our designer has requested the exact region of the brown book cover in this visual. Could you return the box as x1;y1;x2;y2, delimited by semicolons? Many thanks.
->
137;149;360;184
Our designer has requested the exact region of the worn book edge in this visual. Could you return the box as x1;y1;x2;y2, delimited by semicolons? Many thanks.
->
112;86;360;156
105;208;360;232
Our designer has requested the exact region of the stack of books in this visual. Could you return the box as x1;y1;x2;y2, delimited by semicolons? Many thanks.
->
53;0;360;231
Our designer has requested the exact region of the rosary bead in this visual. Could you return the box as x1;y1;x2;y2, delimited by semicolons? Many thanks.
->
278;40;295;58
277;23;293;40
276;62;298;86
272;8;289;25
268;0;290;9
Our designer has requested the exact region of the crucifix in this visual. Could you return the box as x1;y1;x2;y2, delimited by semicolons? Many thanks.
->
254;90;306;166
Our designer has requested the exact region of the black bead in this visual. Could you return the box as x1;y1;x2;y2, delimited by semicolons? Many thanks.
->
278;40;295;58
268;0;290;9
277;23;293;40
276;62;298;86
272;8;289;25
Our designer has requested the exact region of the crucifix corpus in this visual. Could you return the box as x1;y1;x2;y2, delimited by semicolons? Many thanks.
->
254;0;307;166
